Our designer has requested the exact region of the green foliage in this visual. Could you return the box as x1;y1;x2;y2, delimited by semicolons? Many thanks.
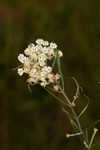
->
56;51;64;90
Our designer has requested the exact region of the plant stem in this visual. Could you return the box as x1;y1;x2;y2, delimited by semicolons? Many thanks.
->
88;128;98;149
61;90;91;150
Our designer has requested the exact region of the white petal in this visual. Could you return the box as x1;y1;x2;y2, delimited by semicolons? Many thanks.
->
28;43;35;50
43;41;49;46
18;54;25;63
36;39;44;45
24;48;31;55
50;42;57;49
18;68;24;76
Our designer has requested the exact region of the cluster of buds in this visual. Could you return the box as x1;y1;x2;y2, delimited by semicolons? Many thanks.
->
17;39;63;90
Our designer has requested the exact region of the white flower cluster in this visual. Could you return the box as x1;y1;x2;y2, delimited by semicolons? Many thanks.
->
17;39;63;90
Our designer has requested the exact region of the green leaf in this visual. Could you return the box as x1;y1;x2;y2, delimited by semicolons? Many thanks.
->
78;102;89;118
85;128;89;144
56;51;64;90
72;77;80;99
78;95;90;118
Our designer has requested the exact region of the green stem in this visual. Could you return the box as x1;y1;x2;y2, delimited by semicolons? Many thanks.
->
44;86;91;150
61;90;90;150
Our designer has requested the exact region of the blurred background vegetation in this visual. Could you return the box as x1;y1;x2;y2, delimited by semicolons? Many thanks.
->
0;0;100;149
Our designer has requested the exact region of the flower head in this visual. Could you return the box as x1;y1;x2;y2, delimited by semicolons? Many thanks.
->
17;38;63;89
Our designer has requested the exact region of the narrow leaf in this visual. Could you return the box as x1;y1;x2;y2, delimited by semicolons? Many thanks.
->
72;77;80;99
85;128;89;144
78;95;90;118
56;51;64;90
78;102;89;118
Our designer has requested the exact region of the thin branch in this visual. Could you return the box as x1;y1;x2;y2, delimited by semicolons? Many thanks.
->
89;128;98;149
61;89;90;150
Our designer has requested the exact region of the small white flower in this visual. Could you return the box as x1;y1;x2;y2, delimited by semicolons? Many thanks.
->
47;66;52;73
48;48;55;57
42;47;49;54
55;73;60;80
29;69;37;77
30;53;38;61
43;41;49;46
58;50;63;57
38;54;47;66
53;85;60;91
40;77;46;82
40;81;48;87
47;73;55;83
47;73;54;79
34;45;42;53
39;61;46;67
18;54;26;63
40;71;47;77
27;77;38;84
24;57;30;66
24;65;30;73
24;48;32;56
42;66;52;73
36;39;44;45
50;42;57;49
23;58;31;73
28;43;35;50
18;68;24;76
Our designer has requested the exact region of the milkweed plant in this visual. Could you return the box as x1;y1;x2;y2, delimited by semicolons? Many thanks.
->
16;38;99;150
